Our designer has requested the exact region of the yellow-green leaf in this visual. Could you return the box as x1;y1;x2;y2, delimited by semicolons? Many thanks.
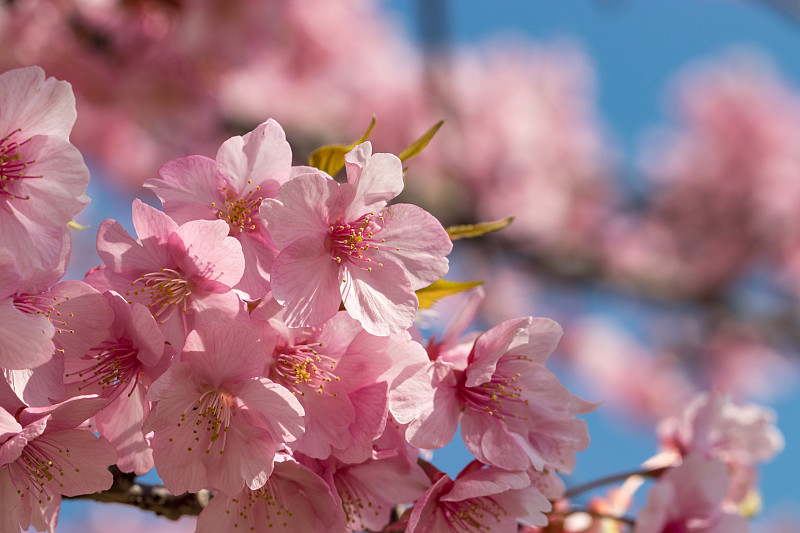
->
308;144;352;176
446;216;514;240
307;116;377;176
67;220;89;230
416;279;483;309
399;120;444;162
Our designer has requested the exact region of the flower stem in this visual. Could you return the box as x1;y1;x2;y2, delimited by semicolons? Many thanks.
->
563;466;669;499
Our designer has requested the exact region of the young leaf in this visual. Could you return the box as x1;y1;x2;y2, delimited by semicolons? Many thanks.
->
446;216;514;240
399;120;444;162
416;279;483;309
307;116;377;176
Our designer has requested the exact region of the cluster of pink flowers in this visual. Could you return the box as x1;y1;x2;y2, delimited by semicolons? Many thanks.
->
1;65;604;533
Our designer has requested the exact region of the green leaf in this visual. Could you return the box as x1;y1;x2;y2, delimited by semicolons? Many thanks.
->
416;279;483;309
399;120;444;162
446;216;514;240
307;116;377;176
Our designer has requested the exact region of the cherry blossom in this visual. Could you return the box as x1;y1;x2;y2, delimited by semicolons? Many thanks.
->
145;320;304;496
195;454;347;533
146;119;294;300
256;308;396;463
405;460;551;533
0;391;116;533
63;291;175;474
0;66;89;273
261;141;452;335
393;316;594;473
85;199;246;351
635;455;748;533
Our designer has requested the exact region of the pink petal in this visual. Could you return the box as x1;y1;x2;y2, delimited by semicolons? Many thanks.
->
147;155;223;222
216;119;292;194
343;142;403;219
10;135;89;227
0;66;76;139
260;171;342;249
341;260;417;336
173;219;244;288
373;203;452;289
271;238;342;328
0;297;54;369
181;321;264;384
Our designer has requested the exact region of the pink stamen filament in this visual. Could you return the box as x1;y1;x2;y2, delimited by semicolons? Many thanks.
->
440;496;507;532
66;341;142;399
458;368;527;421
328;213;388;272
1;129;41;202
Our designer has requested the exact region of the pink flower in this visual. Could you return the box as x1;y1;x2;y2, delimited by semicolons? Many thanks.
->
145;119;294;300
0;66;90;272
0;250;113;406
260;141;452;335
63;291;175;474
299;438;430;532
196;454;347;533
635;455;748;533
393;317;594;473
657;391;784;504
0;392;116;533
406;461;551;533
256;306;397;463
85;199;246;351
145;320;305;496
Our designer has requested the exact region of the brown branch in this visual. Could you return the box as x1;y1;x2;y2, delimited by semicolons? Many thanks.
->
66;466;211;521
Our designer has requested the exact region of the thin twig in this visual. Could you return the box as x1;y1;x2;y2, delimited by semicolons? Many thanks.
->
563;466;668;500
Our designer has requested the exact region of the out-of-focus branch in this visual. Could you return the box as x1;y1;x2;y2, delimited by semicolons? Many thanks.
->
755;0;800;25
67;466;211;521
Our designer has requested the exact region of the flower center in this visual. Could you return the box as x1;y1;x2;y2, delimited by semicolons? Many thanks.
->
213;182;263;236
440;496;507;532
458;367;528;421
194;389;236;444
0;129;39;205
337;476;383;530
327;213;387;271
272;343;340;397
66;339;142;399
127;268;192;322
229;481;295;529
14;292;74;335
15;438;72;505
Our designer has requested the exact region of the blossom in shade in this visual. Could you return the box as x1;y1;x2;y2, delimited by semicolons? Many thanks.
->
85;199;246;351
63;291;175;474
0;66;90;272
405;460;551;533
145;119;294;300
260;141;452;336
393;316;594;473
0;390;116;533
0;248;113;407
196;454;347;533
256;307;394;463
145;320;304;496
635;454;748;533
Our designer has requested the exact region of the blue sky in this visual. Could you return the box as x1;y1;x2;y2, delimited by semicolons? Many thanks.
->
382;0;800;525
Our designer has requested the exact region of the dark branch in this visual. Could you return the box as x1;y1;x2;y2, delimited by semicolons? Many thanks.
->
66;466;211;521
